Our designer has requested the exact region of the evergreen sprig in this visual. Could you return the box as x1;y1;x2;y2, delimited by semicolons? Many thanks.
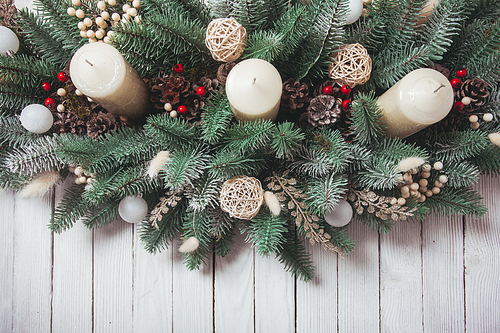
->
246;210;288;257
350;91;386;146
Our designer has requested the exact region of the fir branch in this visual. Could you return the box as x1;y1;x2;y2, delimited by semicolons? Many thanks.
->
321;223;355;254
49;183;87;233
180;209;213;270
443;160;480;188
269;122;305;160
81;200;120;229
350;91;386;146
276;225;316;282
425;186;487;218
0;82;46;112
200;90;233;145
0;115;39;148
207;148;266;179
244;30;283;62
0;54;59;89
160;144;209;191
469;144;500;175
223;119;274;154
356;162;401;191
246;210;288;257
144;114;198;149
229;0;270;32
213;226;236;257
184;172;221;212
430;129;490;162
305;172;348;217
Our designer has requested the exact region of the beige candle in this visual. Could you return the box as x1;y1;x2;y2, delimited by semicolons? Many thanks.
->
377;68;454;138
69;42;150;119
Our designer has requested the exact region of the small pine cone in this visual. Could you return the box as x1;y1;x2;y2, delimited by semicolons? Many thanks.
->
281;78;310;113
336;105;354;142
179;97;205;123
217;62;236;85
429;63;450;80
53;112;87;134
306;95;341;128
87;111;119;139
193;76;220;96
314;80;341;98
455;78;489;112
150;74;193;109
428;112;467;133
145;76;167;111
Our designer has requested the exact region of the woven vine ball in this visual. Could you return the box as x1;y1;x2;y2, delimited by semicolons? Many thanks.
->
328;43;372;88
220;175;264;220
205;18;247;63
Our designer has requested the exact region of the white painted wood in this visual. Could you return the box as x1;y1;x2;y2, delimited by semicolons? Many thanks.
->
52;179;93;333
171;239;213;333
13;0;33;9
133;233;174;333
254;252;295;333
93;220;134;332
0;189;15;332
214;230;254;333
422;214;465;332
12;192;53;332
379;220;423;333
338;219;380;333
296;241;338;333
465;176;500;332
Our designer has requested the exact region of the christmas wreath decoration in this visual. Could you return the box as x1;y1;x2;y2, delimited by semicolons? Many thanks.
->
1;0;499;281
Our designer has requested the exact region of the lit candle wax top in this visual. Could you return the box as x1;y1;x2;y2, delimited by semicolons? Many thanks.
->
69;42;150;119
377;68;454;138
225;58;282;122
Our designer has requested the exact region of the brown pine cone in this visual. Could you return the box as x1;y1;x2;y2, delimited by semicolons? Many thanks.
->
427;112;467;133
53;112;87;134
150;74;193;109
87;111;119;139
306;95;342;128
217;62;236;85
314;80;341;98
281;78;310;113
179;97;204;123
429;63;450;80
193;76;220;96
455;78;489;112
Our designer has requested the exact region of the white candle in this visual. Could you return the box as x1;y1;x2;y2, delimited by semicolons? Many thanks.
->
377;68;454;138
225;58;282;122
0;26;19;56
69;42;150;119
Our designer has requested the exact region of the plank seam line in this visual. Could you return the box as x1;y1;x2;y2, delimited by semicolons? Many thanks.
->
421;219;424;333
463;214;466;333
378;231;381;333
50;188;56;333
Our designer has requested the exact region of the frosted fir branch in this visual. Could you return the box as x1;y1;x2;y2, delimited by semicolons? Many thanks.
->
185;173;222;212
200;91;233;145
305;172;348;217
160;144;209;191
0;116;39;148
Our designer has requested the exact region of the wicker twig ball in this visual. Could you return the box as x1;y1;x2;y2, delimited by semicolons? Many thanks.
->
220;175;264;220
328;43;372;88
205;18;247;63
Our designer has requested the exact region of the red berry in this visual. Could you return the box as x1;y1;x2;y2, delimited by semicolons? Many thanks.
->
450;78;461;89
57;71;68;83
174;64;184;73
41;82;52;92
456;68;467;78
196;86;206;96
453;101;464;111
177;105;187;114
323;85;333;95
342;100;352;109
340;84;351;95
44;97;56;108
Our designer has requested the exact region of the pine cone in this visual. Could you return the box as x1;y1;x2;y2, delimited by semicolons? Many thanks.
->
217;62;236;85
306;95;342;128
313;80;341;98
87;111;119;139
281;78;310;113
193;76;220;96
152;74;193;108
429;63;450;80
455;78;489;112
427;111;467;133
53;112;87;134
179;97;204;123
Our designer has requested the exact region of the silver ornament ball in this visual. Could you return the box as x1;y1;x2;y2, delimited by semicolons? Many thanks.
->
324;199;353;228
119;196;148;223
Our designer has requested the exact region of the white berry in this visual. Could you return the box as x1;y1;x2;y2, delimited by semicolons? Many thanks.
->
95;30;104;39
75;9;85;18
433;161;443;170
95;17;105;26
108;0;116;5
80;30;87;38
97;1;106;10
469;115;478;123
67;7;76;16
101;11;110;20
75;89;83;96
164;103;172;111
86;30;95;38
57;88;66;97
122;4;131;11
77;21;86;30
483;113;493;122
170;110;178;118
72;0;81;6
132;0;141;7
57;104;65;112
111;12;120;21
470;121;480;130
128;7;137;16
134;15;141;24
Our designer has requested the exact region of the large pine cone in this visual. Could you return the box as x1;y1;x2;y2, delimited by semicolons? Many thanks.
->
150;74;193;109
281;78;310;113
455;78;489;112
429;63;450;79
53;112;87;134
87;112;119;139
306;95;342;128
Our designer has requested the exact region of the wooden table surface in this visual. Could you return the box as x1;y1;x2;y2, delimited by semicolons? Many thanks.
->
1;174;499;333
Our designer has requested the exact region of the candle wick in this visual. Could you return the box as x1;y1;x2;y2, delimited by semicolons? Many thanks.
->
434;84;445;93
252;77;256;84
85;59;94;66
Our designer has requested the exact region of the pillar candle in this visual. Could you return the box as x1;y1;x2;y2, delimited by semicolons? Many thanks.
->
225;58;282;122
377;68;454;138
69;42;150;119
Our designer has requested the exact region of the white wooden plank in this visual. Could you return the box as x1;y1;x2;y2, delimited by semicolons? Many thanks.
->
338;219;380;333
254;252;295;333
133;233;174;333
0;189;15;332
214;230;254;333
465;175;500;331
172;239;213;333
93;219;134;332
296;241;339;333
422;214;464;332
52;180;93;333
12;193;53;332
13;0;33;9
379;220;423;333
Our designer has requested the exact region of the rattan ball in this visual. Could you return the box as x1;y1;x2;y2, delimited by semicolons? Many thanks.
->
205;18;247;63
328;43;372;88
220;175;264;220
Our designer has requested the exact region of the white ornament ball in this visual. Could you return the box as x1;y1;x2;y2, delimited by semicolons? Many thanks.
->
344;0;364;25
324;199;353;228
20;104;54;134
119;196;148;223
0;26;20;56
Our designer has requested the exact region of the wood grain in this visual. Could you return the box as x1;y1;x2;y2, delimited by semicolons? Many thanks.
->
0;189;15;331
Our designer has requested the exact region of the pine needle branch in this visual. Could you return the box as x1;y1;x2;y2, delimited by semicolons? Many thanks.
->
276;226;316;282
350;91;386;146
200;90;233;145
246;210;288;257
